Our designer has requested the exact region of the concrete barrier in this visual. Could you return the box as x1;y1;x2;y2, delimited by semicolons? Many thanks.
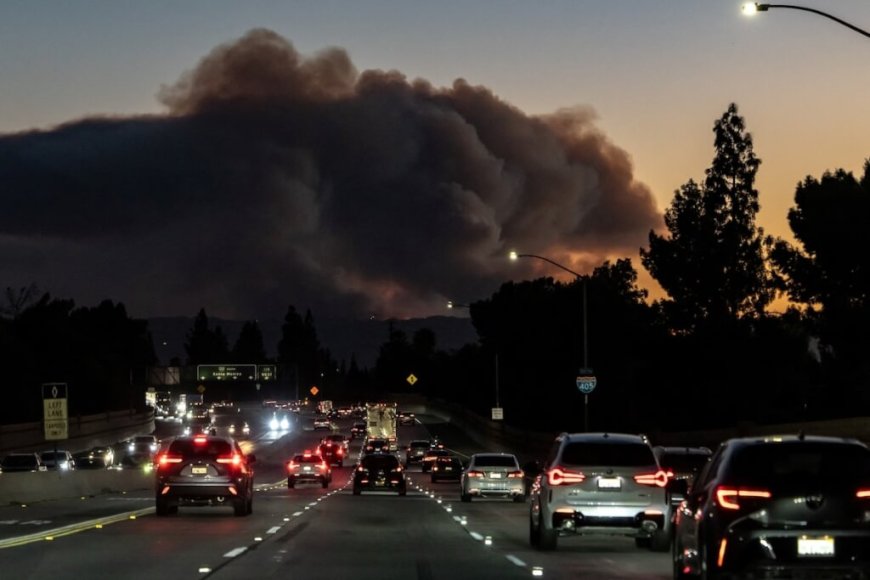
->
0;468;153;505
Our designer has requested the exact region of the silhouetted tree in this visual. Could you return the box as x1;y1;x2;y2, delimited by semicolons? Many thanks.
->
232;320;267;363
277;305;322;392
1;283;40;319
184;308;229;364
641;103;772;333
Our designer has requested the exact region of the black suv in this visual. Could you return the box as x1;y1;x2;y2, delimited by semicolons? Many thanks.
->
673;435;870;579
353;453;407;496
155;435;255;517
318;442;345;467
405;440;431;466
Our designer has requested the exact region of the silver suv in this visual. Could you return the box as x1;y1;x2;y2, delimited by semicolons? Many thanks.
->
460;453;525;502
529;433;670;551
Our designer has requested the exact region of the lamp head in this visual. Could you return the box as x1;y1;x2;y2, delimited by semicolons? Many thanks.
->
508;251;519;261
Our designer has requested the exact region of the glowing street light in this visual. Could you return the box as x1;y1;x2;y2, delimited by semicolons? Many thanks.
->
509;251;593;431
741;3;870;39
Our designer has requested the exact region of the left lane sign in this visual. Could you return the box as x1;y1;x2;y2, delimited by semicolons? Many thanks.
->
42;383;68;441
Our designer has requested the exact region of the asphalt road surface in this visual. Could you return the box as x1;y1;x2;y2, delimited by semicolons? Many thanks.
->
0;406;671;580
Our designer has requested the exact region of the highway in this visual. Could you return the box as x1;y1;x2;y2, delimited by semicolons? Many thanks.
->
0;406;671;579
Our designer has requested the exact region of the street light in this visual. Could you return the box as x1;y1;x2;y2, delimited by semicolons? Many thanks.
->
742;3;870;39
509;251;592;431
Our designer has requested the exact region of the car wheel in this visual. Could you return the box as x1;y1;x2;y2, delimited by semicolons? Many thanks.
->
155;497;172;517
353;485;361;496
246;495;253;515
461;493;471;503
536;510;557;551
233;496;248;517
288;479;295;489
337;461;343;468
398;486;407;496
321;479;329;489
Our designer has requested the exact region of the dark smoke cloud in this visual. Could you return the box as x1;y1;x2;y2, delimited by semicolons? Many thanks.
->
0;29;661;319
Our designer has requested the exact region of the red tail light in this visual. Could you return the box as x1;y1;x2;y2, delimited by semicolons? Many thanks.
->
634;470;669;488
715;486;772;510
357;465;367;472
158;454;183;466
287;461;298;471
194;436;208;445
466;470;484;478
321;461;328;470
217;454;242;467
856;489;870;499
337;448;344;456
507;470;524;479
547;467;585;486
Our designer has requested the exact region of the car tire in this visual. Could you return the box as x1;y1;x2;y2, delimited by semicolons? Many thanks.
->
398;486;407;497
353;485;361;496
321;479;329;489
155;497;172;517
246;495;253;515
288;479;295;489
461;493;471;503
530;507;557;550
233;496;248;517
337;461;343;468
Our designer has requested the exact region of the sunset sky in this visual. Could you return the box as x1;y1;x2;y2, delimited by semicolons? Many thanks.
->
1;1;868;319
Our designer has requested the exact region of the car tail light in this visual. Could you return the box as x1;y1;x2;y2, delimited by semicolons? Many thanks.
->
466;470;484;478
715;486;772;510
321;461;329;470
287;461;298;471
337;448;344;456
857;488;870;499
547;467;585;486
392;465;403;472
158;454;183;467
216;454;242;467
507;470;524;479
357;465;367;473
634;470;669;488
194;436;207;445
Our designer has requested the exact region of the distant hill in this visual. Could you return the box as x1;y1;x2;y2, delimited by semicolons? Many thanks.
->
147;315;478;368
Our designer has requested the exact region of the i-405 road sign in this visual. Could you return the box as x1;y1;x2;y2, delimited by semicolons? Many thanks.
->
576;372;597;395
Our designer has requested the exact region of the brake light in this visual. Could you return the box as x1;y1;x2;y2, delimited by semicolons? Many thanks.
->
466;470;484;478
337;448;344;456
634;470;669;488
392;465;403;472
217;454;242;467
357;465;367;472
715;486;772;510
158;454;182;466
547;467;585;486
321;461;328;470
287;461;298;471
194;436;207;445
507;470;524;479
857;489;870;499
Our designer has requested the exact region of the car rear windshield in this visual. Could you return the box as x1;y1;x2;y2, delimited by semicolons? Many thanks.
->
410;441;430;448
473;455;518;468
728;442;870;487
40;452;66;460
169;439;233;457
294;455;323;464
2;455;37;467
363;455;399;469
659;453;710;472
561;442;656;467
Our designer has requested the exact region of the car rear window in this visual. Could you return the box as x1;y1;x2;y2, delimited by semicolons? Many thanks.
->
473;455;518;467
169;439;233;457
410;441;430;448
294;455;323;464
727;442;870;487
3;455;37;467
659;453;710;472
363;455;399;469
561;442;656;467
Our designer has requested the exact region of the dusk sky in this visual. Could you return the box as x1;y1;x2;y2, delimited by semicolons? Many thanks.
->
2;1;868;320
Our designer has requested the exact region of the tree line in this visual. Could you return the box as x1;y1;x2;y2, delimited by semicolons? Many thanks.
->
3;103;868;432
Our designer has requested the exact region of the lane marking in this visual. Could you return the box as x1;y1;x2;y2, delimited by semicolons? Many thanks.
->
223;547;247;558
0;507;155;549
292;511;304;517
505;555;526;567
266;526;281;534
469;532;484;541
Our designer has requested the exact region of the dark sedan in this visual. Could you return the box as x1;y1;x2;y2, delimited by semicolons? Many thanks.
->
353;453;407;496
430;456;463;483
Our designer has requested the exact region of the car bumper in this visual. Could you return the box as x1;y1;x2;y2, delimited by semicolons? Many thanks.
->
545;504;668;537
464;480;525;497
157;479;247;500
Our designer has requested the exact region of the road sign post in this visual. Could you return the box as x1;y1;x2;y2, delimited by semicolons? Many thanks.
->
42;383;69;441
576;369;597;432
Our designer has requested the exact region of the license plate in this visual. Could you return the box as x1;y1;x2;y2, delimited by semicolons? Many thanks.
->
445;467;453;471
303;466;311;472
489;473;503;479
598;477;621;490
192;466;207;475
798;536;835;557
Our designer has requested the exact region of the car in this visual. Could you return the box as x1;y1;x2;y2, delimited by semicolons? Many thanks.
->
353;453;407;496
431;456;463;483
154;434;255;516
672;435;870;579
529;432;671;552
73;446;115;469
338;406;353;418
321;434;349;451
653;445;711;487
405;440;431;465
363;438;391;455
184;417;214;436
460;453;524;502
398;411;415;426
269;413;291;431
228;422;251;437
40;450;76;470
318;442;346;467
0;453;47;473
128;435;159;455
313;416;332;430
421;448;450;472
350;421;366;440
286;451;331;489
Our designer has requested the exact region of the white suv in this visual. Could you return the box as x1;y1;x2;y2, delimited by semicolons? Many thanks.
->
529;433;670;551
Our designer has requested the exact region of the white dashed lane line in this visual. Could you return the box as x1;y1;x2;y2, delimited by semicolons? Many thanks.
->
266;526;281;534
223;547;247;558
505;555;526;567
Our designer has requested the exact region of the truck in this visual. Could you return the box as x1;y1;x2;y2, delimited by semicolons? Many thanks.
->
317;400;333;415
366;403;398;451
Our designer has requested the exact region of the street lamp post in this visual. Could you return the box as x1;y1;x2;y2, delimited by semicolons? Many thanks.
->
509;251;592;431
742;3;870;39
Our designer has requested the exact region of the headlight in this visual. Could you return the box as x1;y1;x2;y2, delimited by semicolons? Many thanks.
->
128;444;135;452
229;425;236;433
269;418;279;430
280;417;290;430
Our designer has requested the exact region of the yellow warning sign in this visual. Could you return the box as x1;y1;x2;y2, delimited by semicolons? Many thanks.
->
406;374;418;386
310;386;319;396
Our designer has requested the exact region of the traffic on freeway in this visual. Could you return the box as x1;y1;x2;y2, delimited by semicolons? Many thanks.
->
1;401;869;579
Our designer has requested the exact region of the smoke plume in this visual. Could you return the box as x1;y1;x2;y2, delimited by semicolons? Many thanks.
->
0;29;661;319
